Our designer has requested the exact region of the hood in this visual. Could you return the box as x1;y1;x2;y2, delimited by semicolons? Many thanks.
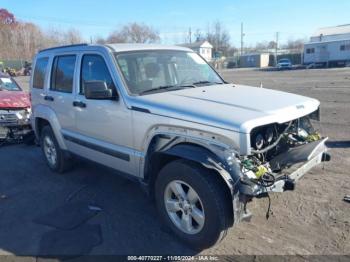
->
0;90;31;109
130;84;320;133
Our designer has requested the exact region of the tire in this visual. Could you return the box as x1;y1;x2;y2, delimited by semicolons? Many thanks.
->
40;125;72;173
155;159;232;249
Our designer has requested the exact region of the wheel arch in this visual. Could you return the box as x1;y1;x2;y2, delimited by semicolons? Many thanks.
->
33;105;67;149
143;131;239;198
147;141;236;226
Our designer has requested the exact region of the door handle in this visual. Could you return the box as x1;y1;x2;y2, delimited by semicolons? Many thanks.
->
73;101;86;108
44;95;54;101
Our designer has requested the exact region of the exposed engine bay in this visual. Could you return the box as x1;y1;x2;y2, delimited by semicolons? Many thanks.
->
235;109;330;220
239;108;329;195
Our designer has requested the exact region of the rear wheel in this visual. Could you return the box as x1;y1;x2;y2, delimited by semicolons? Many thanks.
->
40;125;72;173
155;159;232;249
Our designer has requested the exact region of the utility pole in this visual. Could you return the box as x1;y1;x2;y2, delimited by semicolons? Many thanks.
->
189;27;192;44
275;32;279;66
240;22;244;56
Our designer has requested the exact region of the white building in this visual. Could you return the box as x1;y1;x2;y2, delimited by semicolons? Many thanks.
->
304;24;350;66
179;41;213;61
239;53;270;68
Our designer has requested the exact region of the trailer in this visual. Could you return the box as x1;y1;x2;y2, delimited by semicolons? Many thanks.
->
304;39;350;66
304;25;350;67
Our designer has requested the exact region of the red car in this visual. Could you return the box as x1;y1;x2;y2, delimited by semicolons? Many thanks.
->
0;73;32;143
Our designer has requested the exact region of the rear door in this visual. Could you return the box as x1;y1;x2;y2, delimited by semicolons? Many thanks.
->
45;54;77;141
31;56;49;111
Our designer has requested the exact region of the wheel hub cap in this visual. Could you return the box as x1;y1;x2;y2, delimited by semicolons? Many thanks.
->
164;180;205;235
43;136;57;166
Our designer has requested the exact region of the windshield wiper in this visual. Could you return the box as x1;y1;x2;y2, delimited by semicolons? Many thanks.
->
191;81;224;86
140;84;195;95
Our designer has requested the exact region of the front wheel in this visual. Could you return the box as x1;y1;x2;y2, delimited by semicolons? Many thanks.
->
155;159;232;249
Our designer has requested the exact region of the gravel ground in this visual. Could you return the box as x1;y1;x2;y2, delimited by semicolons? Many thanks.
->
2;68;349;258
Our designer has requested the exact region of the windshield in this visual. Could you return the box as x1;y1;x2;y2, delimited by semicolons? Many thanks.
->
114;50;224;95
0;77;21;91
279;59;290;63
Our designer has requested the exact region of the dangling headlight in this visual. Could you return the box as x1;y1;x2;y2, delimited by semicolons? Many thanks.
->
15;108;31;122
254;133;265;150
265;126;275;144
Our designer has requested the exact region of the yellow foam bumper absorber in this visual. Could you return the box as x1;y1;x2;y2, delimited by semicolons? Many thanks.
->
255;165;268;179
306;132;321;142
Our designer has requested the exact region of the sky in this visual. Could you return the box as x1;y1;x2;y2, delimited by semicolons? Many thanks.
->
1;0;350;47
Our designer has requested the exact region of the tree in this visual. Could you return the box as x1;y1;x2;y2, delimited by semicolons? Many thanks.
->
206;21;231;57
64;28;83;44
194;28;204;42
283;39;305;52
107;23;160;43
268;41;277;49
0;8;16;25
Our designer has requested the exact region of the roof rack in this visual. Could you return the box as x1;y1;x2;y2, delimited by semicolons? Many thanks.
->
39;43;89;53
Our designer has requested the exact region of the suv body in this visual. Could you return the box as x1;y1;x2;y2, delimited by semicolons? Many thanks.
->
30;44;330;248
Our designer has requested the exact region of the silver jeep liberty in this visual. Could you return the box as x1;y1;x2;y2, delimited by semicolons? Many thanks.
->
30;43;330;249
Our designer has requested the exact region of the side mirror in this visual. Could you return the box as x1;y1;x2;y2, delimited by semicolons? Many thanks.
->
84;81;118;100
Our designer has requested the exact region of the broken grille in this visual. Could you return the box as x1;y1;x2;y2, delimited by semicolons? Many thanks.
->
0;112;20;125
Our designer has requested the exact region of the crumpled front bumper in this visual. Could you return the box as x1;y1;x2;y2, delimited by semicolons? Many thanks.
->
239;137;330;196
0;109;33;140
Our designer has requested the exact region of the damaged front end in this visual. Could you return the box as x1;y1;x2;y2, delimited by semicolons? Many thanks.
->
234;110;330;219
0;108;33;144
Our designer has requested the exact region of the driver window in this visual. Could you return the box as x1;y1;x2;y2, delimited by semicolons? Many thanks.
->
80;54;115;94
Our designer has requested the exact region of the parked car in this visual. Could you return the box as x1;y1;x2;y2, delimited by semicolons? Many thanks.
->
0;73;32;142
30;44;330;249
277;58;292;70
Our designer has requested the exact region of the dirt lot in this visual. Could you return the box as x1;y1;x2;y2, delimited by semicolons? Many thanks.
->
2;68;350;258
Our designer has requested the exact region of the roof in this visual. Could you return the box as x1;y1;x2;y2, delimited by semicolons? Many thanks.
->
38;43;193;54
312;24;350;37
305;38;350;45
178;41;213;49
106;43;192;52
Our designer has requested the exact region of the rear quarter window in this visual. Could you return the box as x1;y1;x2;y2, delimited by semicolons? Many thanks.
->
33;57;49;89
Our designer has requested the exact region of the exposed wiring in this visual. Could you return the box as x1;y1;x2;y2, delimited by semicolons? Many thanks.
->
265;192;272;220
251;121;293;154
259;173;276;187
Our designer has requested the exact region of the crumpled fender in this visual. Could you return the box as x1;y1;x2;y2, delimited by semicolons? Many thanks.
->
161;143;241;193
160;143;248;224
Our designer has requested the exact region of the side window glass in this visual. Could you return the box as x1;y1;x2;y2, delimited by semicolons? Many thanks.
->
51;55;76;93
33;57;48;89
80;55;115;94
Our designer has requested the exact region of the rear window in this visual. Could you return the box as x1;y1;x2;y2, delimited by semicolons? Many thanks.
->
33;57;49;89
51;55;76;93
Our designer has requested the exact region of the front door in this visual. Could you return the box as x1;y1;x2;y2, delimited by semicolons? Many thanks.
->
68;53;135;175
